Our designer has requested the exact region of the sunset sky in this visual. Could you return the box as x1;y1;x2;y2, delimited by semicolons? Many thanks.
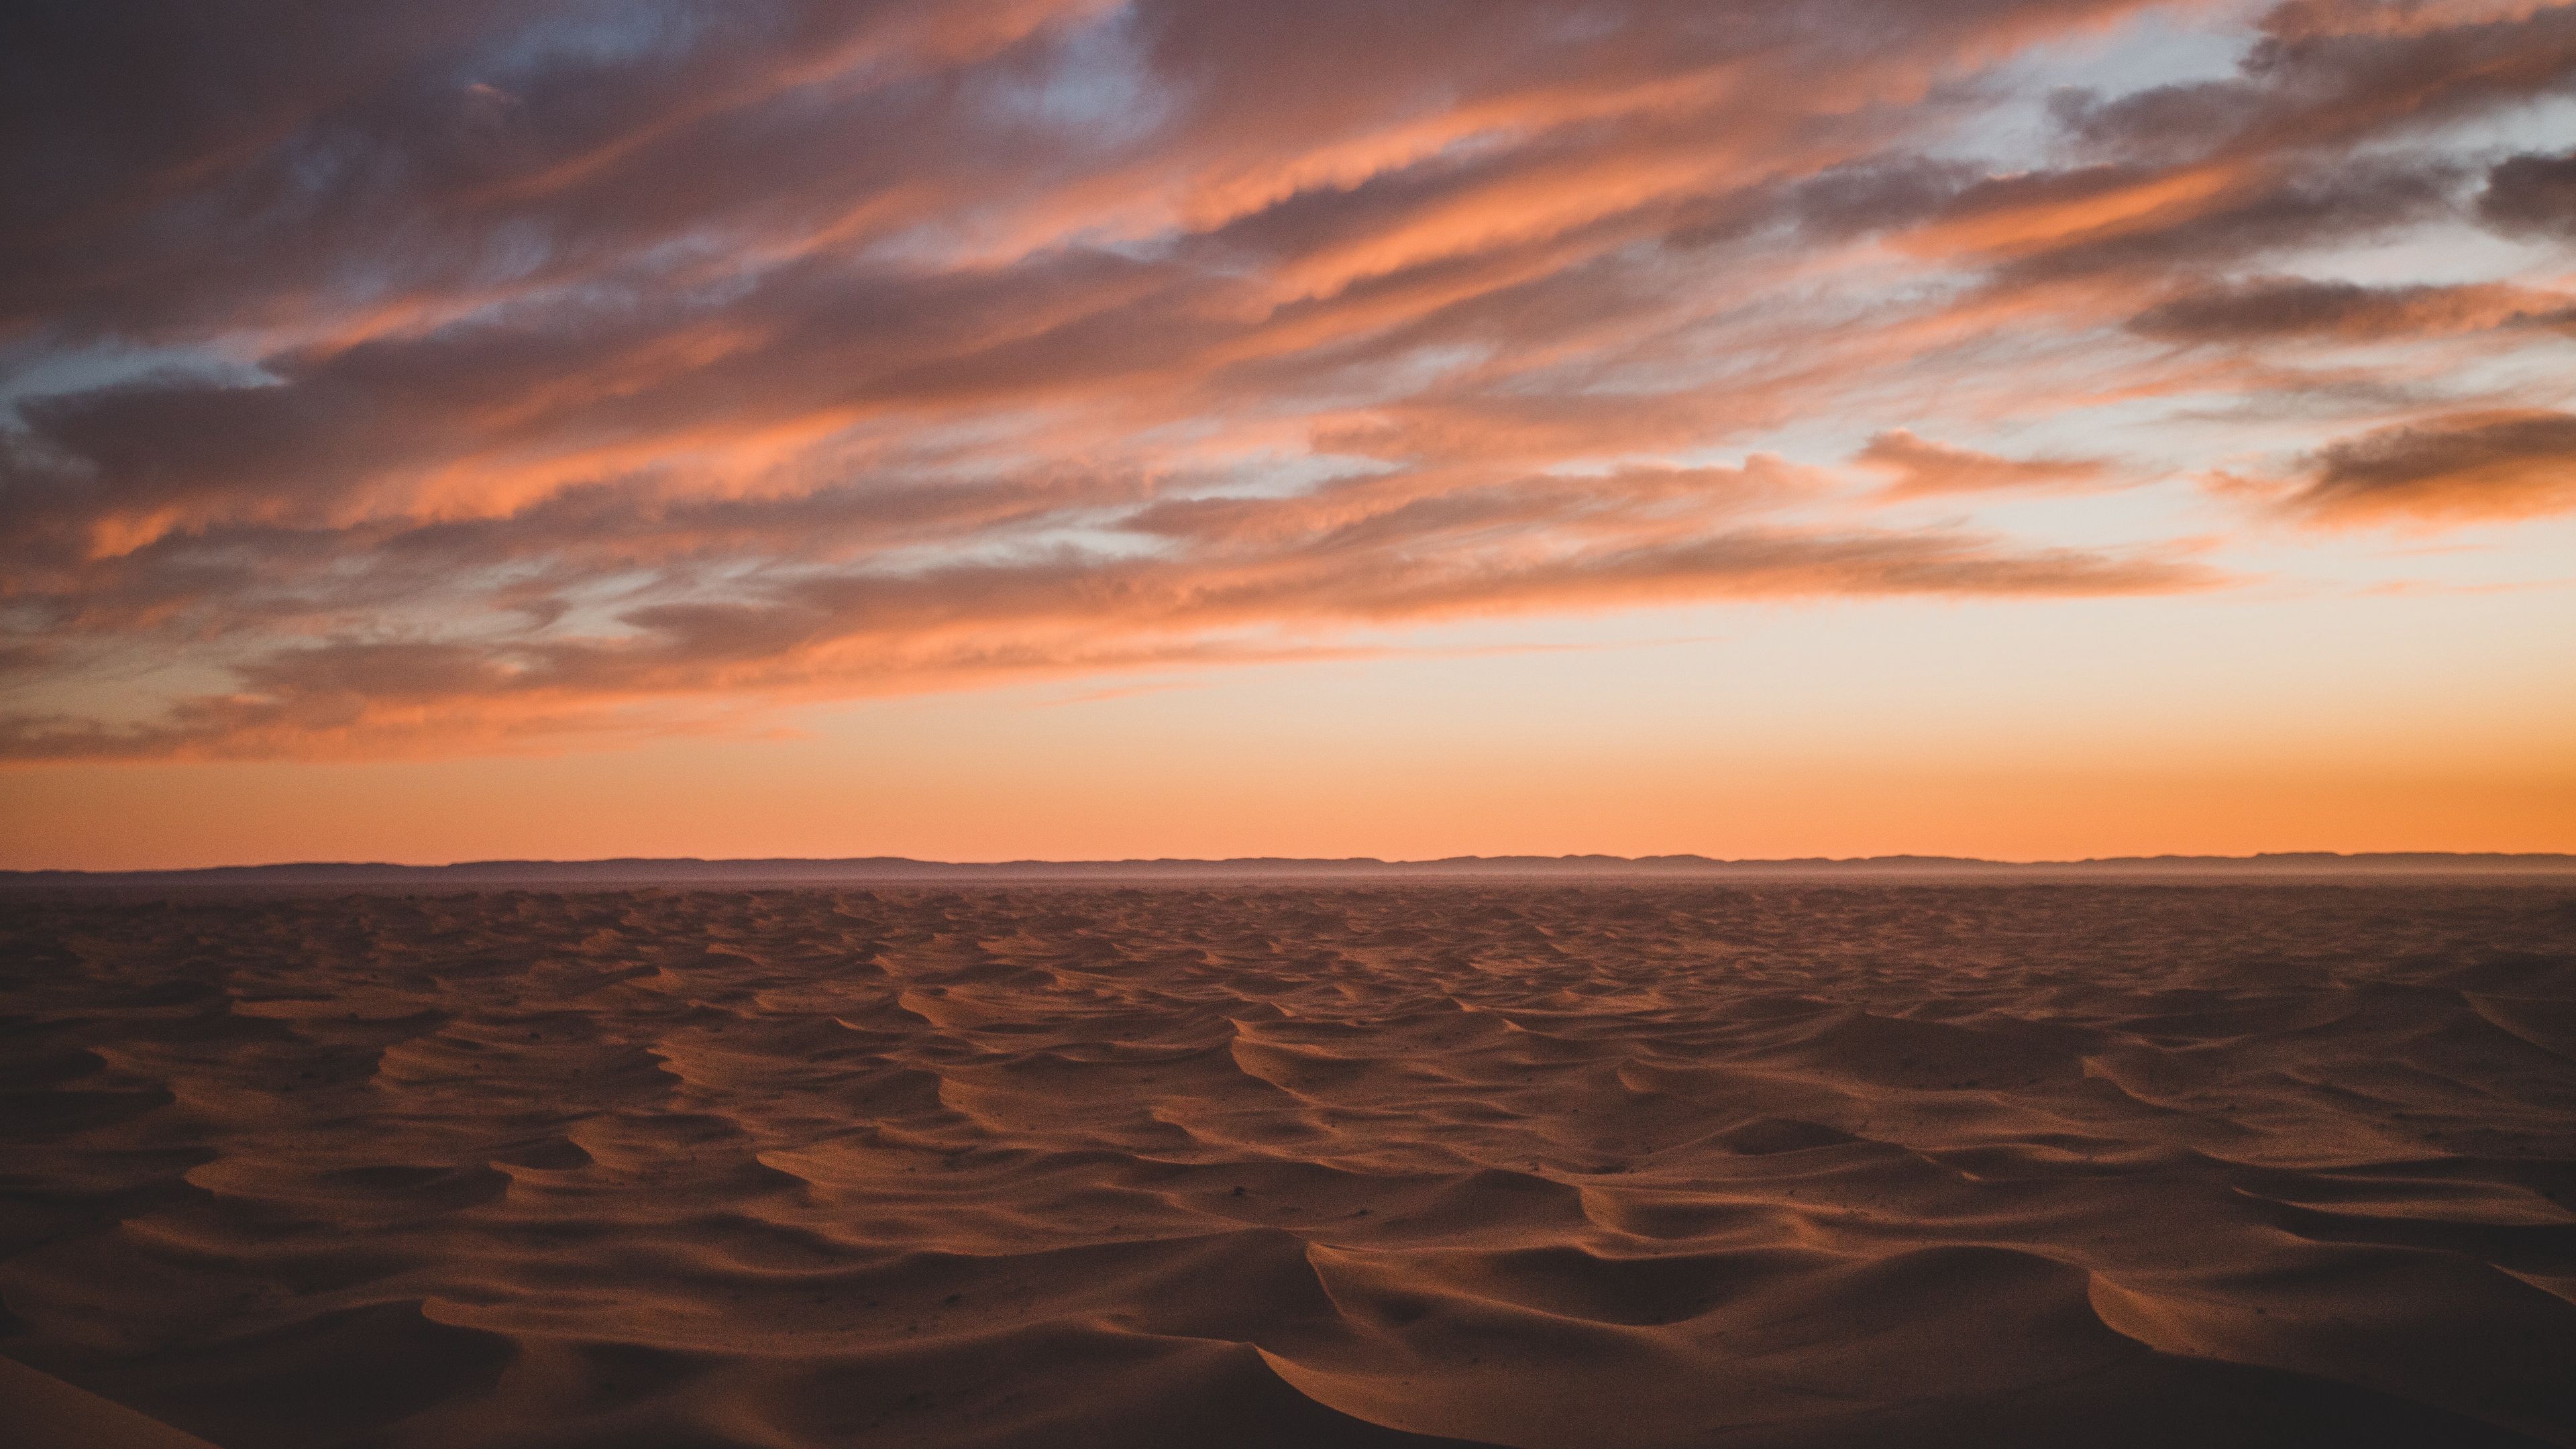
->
4;0;2573;868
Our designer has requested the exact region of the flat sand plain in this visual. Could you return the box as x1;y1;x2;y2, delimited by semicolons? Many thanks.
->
5;884;2575;1448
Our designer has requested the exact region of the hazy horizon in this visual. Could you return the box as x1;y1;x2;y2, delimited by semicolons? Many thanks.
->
12;847;2575;883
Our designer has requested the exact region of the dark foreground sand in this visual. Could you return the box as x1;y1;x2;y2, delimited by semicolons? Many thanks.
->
4;884;2575;1448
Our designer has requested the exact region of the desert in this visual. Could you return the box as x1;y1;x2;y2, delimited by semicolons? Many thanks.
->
5;881;2574;1446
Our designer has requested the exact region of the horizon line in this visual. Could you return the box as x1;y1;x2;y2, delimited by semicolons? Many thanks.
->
8;849;2576;885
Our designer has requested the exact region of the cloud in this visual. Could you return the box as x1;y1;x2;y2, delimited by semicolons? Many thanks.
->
2478;147;2576;235
0;471;2222;760
1854;431;2109;498
2283;409;2576;525
1;0;2569;760
2127;277;2571;342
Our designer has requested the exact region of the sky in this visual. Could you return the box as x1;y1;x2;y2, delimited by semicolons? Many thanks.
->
3;0;2573;869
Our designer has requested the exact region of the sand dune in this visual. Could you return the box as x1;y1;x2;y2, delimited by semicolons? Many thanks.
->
2;1353;221;1449
4;885;2574;1446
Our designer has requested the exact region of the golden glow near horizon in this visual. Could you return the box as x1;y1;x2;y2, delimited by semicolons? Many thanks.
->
3;1;2573;868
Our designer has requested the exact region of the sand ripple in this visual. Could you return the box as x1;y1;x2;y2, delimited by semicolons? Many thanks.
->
5;884;2575;1446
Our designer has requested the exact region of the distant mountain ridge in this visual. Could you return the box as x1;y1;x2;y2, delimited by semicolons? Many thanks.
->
5;851;2574;888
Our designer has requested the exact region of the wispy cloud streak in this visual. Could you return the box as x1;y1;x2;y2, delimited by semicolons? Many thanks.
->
2;0;2570;757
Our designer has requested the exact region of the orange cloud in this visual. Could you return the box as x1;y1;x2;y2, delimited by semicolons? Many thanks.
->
1855;430;2111;498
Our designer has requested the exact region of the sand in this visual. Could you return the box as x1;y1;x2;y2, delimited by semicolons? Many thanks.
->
3;883;2574;1447
1;1352;221;1448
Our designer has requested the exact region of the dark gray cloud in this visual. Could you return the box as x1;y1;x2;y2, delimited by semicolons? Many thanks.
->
2127;276;2565;341
2479;148;2576;235
2286;409;2576;523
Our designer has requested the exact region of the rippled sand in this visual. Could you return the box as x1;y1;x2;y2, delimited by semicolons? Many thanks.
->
5;885;2575;1448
